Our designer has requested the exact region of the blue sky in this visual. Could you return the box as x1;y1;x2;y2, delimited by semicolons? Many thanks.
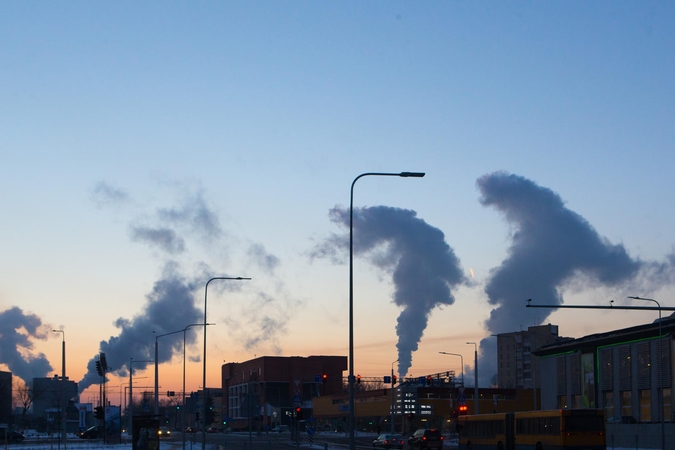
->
1;1;674;396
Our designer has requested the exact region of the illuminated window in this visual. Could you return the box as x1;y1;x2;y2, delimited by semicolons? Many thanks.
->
664;388;672;422
604;392;614;419
621;391;632;417
639;390;651;422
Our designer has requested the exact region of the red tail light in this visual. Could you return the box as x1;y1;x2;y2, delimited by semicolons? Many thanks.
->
440;436;444;440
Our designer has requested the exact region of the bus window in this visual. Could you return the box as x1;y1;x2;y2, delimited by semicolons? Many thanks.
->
565;415;604;432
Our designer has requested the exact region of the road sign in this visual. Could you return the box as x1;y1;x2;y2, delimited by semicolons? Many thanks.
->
307;427;315;436
293;394;301;406
384;376;391;383
458;394;466;406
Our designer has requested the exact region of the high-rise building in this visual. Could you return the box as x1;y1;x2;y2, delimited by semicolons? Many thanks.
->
494;324;565;390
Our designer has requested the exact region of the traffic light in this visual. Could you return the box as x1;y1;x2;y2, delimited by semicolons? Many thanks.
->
295;407;303;420
392;375;397;385
95;360;103;377
322;373;327;384
99;352;108;372
94;406;104;420
356;374;361;384
426;375;432;386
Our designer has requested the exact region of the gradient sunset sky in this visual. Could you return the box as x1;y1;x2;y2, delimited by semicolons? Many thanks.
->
1;1;674;403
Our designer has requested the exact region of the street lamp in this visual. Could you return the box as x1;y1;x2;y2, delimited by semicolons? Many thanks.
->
391;359;398;433
467;342;478;414
182;323;210;450
348;171;425;450
154;324;212;420
202;276;250;450
122;378;148;427
629;296;665;450
439;352;464;386
53;330;66;450
129;358;153;436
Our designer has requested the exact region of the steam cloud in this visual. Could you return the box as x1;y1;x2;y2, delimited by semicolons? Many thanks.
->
475;171;668;385
0;307;53;383
78;263;205;392
313;205;467;378
79;182;291;392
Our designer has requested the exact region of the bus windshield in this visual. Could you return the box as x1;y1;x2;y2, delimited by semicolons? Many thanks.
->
564;415;605;432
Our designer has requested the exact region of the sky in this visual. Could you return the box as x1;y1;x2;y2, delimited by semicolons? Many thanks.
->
1;1;674;402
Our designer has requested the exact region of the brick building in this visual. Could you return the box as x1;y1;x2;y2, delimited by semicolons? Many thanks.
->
221;355;346;430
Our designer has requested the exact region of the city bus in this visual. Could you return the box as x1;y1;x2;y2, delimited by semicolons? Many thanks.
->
458;409;605;450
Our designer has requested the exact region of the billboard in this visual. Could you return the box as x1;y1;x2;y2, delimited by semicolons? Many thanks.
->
105;406;122;444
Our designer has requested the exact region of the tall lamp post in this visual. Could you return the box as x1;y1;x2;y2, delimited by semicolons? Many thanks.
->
123;379;148;424
129;358;153;437
467;342;478;414
348;171;425;450
629;296;665;450
182;323;209;450
439;352;464;386
390;359;398;433
53;330;66;450
202;276;250;450
154;324;212;419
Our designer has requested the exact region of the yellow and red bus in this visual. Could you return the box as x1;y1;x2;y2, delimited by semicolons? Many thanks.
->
458;409;605;450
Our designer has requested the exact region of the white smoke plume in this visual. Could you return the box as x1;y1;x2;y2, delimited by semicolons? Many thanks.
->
78;262;206;392
79;181;293;391
476;171;674;385
313;205;467;378
0;307;53;383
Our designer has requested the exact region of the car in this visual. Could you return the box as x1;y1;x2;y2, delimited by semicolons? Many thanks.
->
79;425;100;439
407;428;443;450
271;425;290;433
0;426;24;443
158;427;171;438
373;433;404;449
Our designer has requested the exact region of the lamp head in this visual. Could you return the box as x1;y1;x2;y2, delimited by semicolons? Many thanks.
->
399;172;425;178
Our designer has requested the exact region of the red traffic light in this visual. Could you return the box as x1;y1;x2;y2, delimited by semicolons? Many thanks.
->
392;375;397;385
322;373;327;383
357;374;361;384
